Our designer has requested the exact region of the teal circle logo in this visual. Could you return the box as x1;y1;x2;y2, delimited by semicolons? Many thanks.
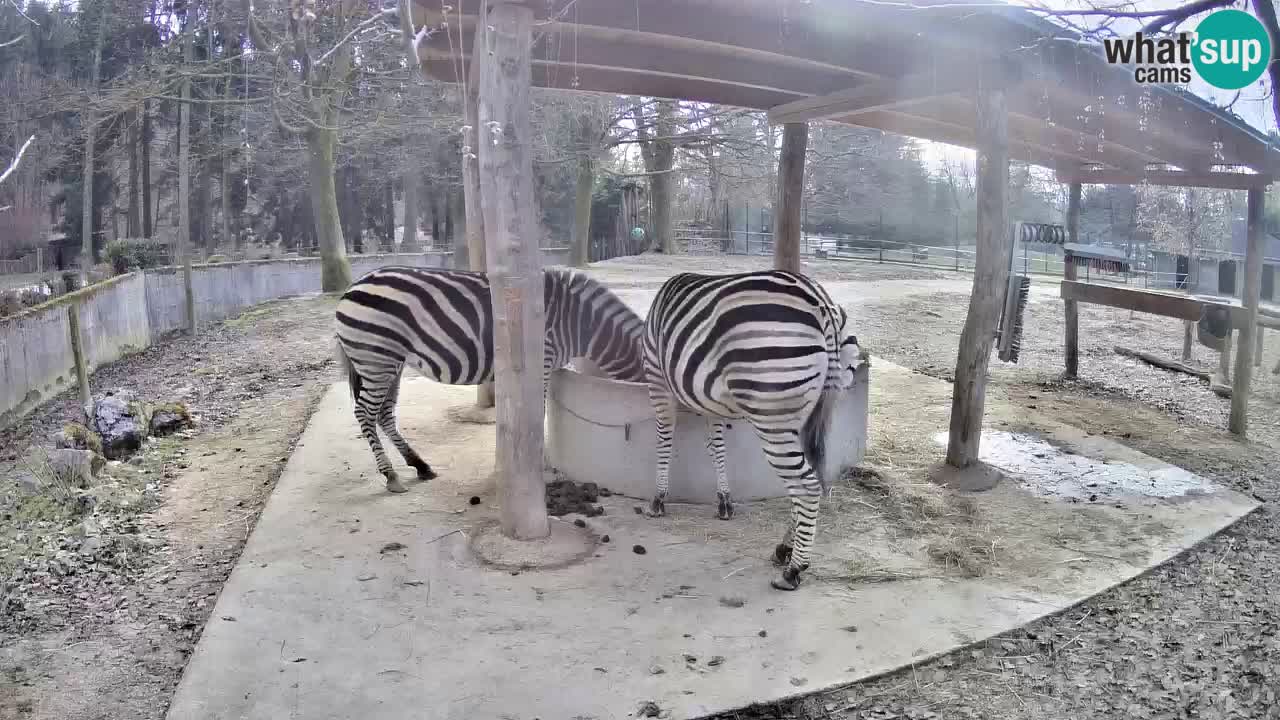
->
1192;9;1272;90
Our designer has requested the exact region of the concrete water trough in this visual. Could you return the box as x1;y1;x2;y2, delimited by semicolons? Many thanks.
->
546;362;872;503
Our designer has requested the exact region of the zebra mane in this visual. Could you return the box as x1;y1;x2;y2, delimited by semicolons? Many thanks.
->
546;266;647;383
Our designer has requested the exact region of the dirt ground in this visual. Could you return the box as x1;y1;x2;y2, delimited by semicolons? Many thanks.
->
0;296;339;720
1;253;1277;720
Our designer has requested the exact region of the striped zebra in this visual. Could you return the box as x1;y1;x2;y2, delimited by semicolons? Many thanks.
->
334;265;646;493
643;269;863;591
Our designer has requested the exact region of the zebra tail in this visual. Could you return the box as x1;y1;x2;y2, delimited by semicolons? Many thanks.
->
800;385;839;497
334;339;362;400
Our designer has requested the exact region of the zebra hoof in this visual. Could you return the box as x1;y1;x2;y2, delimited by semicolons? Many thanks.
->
773;543;793;566
770;567;802;591
385;476;409;494
646;495;667;518
716;492;734;521
415;464;437;481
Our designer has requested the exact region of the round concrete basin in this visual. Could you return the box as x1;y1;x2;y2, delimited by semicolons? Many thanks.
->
546;364;871;504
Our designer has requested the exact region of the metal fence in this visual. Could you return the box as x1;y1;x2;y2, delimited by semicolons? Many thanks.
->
673;226;1279;300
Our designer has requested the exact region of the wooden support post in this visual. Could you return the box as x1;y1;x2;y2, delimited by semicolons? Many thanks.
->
946;63;1011;468
463;14;494;409
477;1;549;540
1063;182;1081;379
773;122;807;274
1229;187;1265;436
1219;328;1233;383
1182;320;1193;361
1255;327;1264;367
67;303;93;423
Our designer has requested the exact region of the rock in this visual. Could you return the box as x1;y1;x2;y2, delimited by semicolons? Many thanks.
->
149;401;193;437
54;422;104;455
92;392;145;460
13;471;42;495
47;449;106;489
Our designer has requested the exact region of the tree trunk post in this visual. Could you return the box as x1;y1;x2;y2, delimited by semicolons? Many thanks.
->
307;128;353;292
1229;187;1265;436
478;1;549;540
179;23;197;334
142;102;153;239
570;113;596;268
1063;182;1081;378
1182;320;1194;361
464;20;495;408
773;122;808;274
946;62;1012;469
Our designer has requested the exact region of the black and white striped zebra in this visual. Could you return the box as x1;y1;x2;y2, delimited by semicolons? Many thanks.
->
643;269;863;591
334;265;646;493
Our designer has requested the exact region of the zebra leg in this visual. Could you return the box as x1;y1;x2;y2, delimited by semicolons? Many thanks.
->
376;367;436;482
647;388;678;518
351;363;408;494
704;418;733;520
755;428;822;591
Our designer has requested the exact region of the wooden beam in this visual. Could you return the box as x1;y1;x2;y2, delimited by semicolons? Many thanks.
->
1063;182;1081;378
478;2;549;540
767;72;970;125
1229;187;1265;436
773;122;807;274
461;28;494;410
1056;169;1274;191
947;62;1011;469
1059;281;1208;321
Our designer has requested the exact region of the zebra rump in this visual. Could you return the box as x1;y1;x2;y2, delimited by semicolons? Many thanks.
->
333;265;645;493
642;268;862;590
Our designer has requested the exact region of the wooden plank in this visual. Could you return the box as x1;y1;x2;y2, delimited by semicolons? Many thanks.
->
947;62;1010;469
1063;183;1081;378
461;25;495;409
1229;187;1265;436
1055;169;1274;191
773;122;807;274
767;72;971;124
477;2;549;540
1059;281;1208;321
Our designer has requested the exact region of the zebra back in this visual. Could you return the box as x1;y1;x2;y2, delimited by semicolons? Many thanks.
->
334;265;645;385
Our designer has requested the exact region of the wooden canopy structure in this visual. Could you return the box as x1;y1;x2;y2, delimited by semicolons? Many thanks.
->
408;0;1278;536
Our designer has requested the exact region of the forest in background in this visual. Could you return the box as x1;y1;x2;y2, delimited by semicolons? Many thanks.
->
0;0;1279;282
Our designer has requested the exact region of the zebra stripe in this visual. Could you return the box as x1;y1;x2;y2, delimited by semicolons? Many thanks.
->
642;269;863;591
334;265;646;493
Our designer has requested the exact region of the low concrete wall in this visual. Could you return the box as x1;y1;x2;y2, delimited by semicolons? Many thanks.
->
0;273;150;427
4;249;593;427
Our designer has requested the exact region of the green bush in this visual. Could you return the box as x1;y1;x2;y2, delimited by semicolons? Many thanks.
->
102;239;168;274
105;240;134;275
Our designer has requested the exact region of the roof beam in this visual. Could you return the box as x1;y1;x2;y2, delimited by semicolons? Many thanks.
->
766;72;973;125
1055;168;1274;190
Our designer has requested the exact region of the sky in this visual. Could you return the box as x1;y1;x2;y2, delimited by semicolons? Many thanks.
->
918;0;1278;172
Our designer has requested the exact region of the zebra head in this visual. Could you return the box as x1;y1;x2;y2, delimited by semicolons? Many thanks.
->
831;304;864;389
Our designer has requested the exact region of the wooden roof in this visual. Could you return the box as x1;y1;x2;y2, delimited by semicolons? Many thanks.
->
411;0;1280;180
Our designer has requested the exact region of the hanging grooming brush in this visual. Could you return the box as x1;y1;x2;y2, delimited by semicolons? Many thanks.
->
995;222;1033;364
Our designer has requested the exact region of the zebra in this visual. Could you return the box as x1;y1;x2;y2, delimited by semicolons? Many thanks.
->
334;265;646;493
642;269;863;591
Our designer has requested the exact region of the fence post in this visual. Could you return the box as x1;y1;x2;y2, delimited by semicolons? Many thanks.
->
67;302;93;422
954;214;960;272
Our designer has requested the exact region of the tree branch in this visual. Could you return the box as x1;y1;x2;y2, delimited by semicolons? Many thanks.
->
1251;0;1280;126
0;134;33;185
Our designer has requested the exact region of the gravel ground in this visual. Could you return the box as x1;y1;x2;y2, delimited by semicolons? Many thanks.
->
664;257;1280;720
2;254;1276;720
